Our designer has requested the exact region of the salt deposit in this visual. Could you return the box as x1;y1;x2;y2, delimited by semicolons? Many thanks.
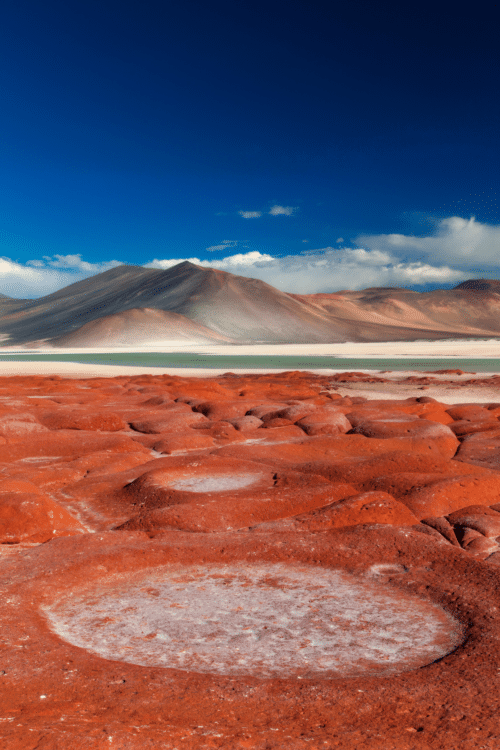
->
168;473;262;493
42;562;462;679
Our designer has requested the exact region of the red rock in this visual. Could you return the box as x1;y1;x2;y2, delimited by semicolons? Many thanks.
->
446;504;500;522
445;404;493;421
346;409;416;427
303;452;484;489
296;409;352;436
409;523;452;544
122;455;278;508
129;410;208;433
329;371;387;382
245;403;286;420
350;418;457;442
40;411;127;431
456;526;483;546
251;491;419;532
254;424;305;440
260;417;294;428
225;415;263;431
141;395;174;406
365;472;451;498
4;373;500;748
71;451;154;478
275;402;317;421
192;420;248;443
461;535;498;556
454;435;500;470
401;475;500;519
448;514;500;538
6;464;86;491
420;516;460;546
0;479;86;543
448;420;500;437
153;434;215;453
367;458;493;497
0;413;49;437
3;526;494;748
192;400;257;421
420;409;454;425
119;478;355;533
0;432;151;462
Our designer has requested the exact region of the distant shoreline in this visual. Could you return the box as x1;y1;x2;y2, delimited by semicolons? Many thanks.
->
1;350;500;374
2;338;500;359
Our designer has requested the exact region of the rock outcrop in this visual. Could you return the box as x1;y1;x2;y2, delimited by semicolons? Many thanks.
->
2;370;500;748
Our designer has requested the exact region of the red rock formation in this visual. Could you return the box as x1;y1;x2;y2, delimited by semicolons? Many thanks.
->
1;370;500;748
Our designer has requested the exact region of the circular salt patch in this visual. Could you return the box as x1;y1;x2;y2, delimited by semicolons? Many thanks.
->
169;473;262;493
42;563;462;678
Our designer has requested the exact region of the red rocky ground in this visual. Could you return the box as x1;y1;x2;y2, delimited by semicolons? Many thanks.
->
1;371;500;748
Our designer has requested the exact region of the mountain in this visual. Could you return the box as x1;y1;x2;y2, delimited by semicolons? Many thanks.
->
0;262;347;345
53;308;235;347
0;262;500;346
0;293;31;315
293;283;500;338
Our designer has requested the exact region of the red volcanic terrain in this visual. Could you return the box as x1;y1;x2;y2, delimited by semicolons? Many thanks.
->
3;371;500;748
2;262;500;345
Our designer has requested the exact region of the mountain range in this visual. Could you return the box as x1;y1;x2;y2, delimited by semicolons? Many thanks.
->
0;262;500;347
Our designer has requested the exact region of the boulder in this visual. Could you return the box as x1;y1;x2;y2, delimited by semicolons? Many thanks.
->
401;475;500;519
0;479;86;543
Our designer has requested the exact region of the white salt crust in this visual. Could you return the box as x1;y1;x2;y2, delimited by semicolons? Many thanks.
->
168;473;262;493
42;563;462;679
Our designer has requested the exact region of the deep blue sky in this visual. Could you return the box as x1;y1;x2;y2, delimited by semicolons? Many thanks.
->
1;0;500;297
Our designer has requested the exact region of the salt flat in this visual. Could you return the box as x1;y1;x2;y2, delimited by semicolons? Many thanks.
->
2;337;500;357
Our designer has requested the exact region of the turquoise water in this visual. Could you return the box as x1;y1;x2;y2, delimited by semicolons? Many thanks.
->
1;352;500;372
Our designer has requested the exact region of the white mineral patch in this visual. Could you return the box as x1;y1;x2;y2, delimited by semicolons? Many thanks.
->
42;563;462;678
168;473;262;493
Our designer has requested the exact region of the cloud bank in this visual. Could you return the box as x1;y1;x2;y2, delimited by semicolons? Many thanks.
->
1;216;499;299
0;255;121;298
357;216;500;270
146;248;465;293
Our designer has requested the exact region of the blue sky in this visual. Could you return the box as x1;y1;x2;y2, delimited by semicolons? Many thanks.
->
1;0;500;298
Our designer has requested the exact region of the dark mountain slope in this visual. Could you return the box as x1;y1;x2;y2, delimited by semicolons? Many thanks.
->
0;262;347;345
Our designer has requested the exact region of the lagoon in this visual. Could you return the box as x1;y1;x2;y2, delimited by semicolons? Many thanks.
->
1;351;500;372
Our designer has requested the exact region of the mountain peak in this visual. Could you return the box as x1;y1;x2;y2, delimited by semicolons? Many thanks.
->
454;279;500;291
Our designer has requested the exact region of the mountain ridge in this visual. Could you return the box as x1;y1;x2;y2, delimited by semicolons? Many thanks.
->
1;262;500;346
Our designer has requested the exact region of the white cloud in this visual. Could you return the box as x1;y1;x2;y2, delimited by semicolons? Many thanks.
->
146;251;274;272
357;215;500;269
205;240;238;252
3;215;495;300
211;251;274;267
43;254;102;271
239;211;262;219
144;257;203;270
268;205;297;216
0;255;121;298
237;205;297;219
146;246;466;294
